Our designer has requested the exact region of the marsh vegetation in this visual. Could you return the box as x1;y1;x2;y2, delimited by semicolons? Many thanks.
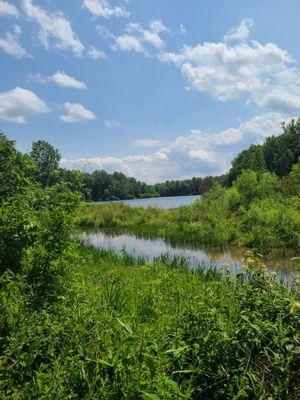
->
1;118;300;398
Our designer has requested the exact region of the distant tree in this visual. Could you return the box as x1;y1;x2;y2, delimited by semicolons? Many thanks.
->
256;172;280;199
228;145;266;184
234;170;258;206
264;118;300;176
30;140;61;187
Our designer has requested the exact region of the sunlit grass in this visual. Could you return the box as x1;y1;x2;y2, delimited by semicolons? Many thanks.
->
1;243;299;398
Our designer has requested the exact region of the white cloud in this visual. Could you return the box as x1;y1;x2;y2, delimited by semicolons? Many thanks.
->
95;25;115;40
60;112;287;182
0;1;20;17
26;73;48;84
104;119;122;128
0;87;49;124
99;19;168;54
134;139;161;148
60;102;96;123
21;0;84;57
87;45;106;59
160;20;300;114
50;71;86;89
0;25;31;58
179;24;187;34
27;71;87;89
149;20;168;34
223;18;253;42
82;0;129;18
112;34;145;53
258;89;300;113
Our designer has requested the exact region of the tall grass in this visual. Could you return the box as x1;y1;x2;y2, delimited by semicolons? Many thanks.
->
76;191;300;254
1;243;299;398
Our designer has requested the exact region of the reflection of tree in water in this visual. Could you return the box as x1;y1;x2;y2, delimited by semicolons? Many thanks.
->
80;228;296;283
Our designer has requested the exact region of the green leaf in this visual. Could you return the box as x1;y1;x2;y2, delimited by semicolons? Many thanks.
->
142;392;161;400
116;317;133;334
172;369;195;375
86;358;113;367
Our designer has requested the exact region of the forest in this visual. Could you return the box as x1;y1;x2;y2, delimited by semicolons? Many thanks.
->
0;118;300;398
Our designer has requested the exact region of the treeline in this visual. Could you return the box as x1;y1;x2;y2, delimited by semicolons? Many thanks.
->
37;117;300;201
3;116;300;203
77;172;226;201
228;118;300;183
20;139;226;200
27;141;226;201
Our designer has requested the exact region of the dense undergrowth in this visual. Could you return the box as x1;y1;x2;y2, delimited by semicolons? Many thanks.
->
77;167;300;254
1;126;300;398
1;244;300;399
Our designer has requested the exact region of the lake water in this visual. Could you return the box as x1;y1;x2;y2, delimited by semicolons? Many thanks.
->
80;229;299;283
103;195;201;209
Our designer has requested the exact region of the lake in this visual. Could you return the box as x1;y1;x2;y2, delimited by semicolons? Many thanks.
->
80;229;298;283
102;195;201;209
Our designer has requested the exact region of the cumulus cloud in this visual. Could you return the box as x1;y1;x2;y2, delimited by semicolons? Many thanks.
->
60;102;96;123
50;71;86;89
113;34;145;53
0;1;20;17
86;45;106;59
0;87;49;124
27;71;87;89
104;119;122;128
82;0;129;18
134;139;161;148
21;0;84;57
60;112;286;182
97;19;168;55
223;18;253;42
160;19;300;114
0;25;31;58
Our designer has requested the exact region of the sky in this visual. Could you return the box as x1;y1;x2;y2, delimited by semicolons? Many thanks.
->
1;0;300;183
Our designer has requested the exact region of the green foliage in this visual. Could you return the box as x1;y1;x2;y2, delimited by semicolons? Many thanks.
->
0;245;299;398
30;140;61;187
0;133;33;203
228;144;266;183
0;129;300;398
235;170;258;206
0;133;80;304
228;117;300;183
290;163;300;195
59;168;226;202
78;170;300;254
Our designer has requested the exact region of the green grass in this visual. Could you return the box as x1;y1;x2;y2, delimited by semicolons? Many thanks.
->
76;191;300;254
1;243;299;399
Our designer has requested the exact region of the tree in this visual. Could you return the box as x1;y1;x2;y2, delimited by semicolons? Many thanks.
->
289;162;300;195
256;172;280;199
0;133;33;204
234;171;258;206
30;140;61;187
228;145;266;184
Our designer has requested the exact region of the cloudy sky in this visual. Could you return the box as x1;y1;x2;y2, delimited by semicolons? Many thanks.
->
1;0;300;182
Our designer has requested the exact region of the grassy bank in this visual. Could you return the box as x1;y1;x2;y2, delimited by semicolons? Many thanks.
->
1;242;299;399
76;170;300;254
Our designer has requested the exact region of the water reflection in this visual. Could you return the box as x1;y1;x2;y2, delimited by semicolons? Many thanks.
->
80;229;299;282
101;195;201;209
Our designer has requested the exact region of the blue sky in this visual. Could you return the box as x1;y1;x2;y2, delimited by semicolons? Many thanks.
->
1;0;300;182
